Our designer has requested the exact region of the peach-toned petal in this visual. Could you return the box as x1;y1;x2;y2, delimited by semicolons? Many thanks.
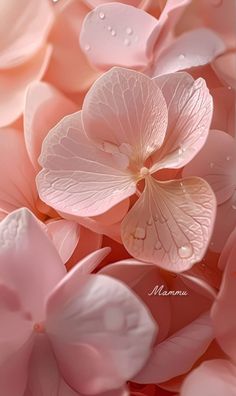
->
151;29;225;77
121;176;216;272
0;129;38;215
181;360;236;396
0;45;51;128
24;82;77;171
151;73;213;171
80;3;160;70
82;67;168;163
0;0;53;69
183;130;236;205
135;312;213;384
212;51;236;90
37;111;136;217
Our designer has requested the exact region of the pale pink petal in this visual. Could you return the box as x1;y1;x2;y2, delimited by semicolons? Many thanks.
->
212;232;236;362
0;0;53;69
212;51;236;90
82;67;168;163
83;0;151;9
0;208;66;320
211;87;235;135
24;82;77;171
151;73;213;171
181;360;236;396
0;284;33;396
183;130;236;205
46;251;156;394
0;129;38;215
45;0;100;93
135;312;213;384
0;45;51;128
46;219;80;264
218;227;236;271
37;111;136;217
151;28;225;77
99;261;171;342
210;192;236;253
80;4;160;70
121;176;216;272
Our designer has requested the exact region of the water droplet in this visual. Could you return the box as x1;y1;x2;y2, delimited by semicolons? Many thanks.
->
124;38;131;46
134;227;146;239
147;218;153;226
107;25;112;31
228;86;232;90
226;156;231;161
179;53;185;60
178;147;184;155
104;307;125;331
210;162;214;168
178;244;193;259
85;44;91;51
232;203;236;210
99;11;105;19
126;27;133;35
111;29;116;37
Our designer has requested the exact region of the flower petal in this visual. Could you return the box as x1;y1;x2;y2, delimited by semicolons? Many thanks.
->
213;51;236;90
0;208;66;320
0;45;51;128
151;72;213;171
37;111;136;217
211;231;236;362
121;176;216;272
24;81;77;171
135;312;213;384
151;28;225;77
183;130;236;205
80;4;160;70
0;129;38;215
46;251;156;394
46;219;80;264
0;284;33;396
181;360;236;396
0;0;53;69
82;67;168;164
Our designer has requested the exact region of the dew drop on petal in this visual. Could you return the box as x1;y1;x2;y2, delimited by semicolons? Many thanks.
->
210;162;214;168
99;11;105;19
85;44;91;51
179;54;185;60
134;227;146;239
126;27;133;35
111;30;116;37
107;25;112;31
226;156;231;161
178;244;193;259
124;38;131;46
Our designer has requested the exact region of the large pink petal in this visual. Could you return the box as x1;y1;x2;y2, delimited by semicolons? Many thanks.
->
183;130;236;205
99;261;171;342
0;0;53;69
0;208;66;320
0;45;51;128
211;231;236;362
209;191;236;253
121;176;216;272
45;0;100;93
46;251;156;394
80;4;160;70
181;359;236;396
37;111;136;217
46;219;80;264
0;129;38;215
0;284;33;396
151;72;213;171
151;28;225;77
135;312;213;384
82;67;168;164
211;87;235;136
24;82;77;171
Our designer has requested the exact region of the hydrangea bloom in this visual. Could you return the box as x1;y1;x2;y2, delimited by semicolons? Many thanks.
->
37;67;216;272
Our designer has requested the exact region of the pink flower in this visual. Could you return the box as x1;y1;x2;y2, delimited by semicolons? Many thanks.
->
0;208;156;395
79;1;225;77
37;67;216;272
180;227;236;395
0;0;54;128
183;130;236;252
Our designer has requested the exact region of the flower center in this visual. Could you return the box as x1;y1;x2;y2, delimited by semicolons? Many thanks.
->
140;167;150;178
33;322;45;334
